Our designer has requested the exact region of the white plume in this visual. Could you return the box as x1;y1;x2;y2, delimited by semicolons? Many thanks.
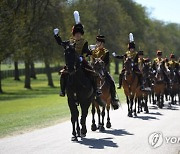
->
129;33;134;42
74;11;80;24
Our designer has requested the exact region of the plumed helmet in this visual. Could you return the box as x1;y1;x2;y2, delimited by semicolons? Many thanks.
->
72;11;84;35
128;33;135;49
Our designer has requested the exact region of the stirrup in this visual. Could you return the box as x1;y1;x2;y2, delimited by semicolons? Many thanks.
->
59;91;65;97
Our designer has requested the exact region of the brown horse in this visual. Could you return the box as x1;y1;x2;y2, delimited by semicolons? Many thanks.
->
153;61;166;108
122;58;139;117
135;62;152;114
91;58;116;131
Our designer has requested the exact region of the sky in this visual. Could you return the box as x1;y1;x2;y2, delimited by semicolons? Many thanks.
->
133;0;180;24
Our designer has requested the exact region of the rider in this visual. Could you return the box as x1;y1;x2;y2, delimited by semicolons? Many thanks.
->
91;35;119;109
152;50;169;84
114;33;145;90
167;53;180;83
53;11;103;104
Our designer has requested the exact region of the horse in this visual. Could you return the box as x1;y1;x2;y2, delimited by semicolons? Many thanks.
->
62;41;102;141
91;58;117;131
122;58;139;117
135;62;152;114
168;68;179;105
153;61;166;108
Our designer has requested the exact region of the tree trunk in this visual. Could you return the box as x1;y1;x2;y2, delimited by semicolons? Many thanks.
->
24;61;31;89
114;60;119;74
30;62;37;79
14;61;20;80
45;60;54;87
0;63;3;94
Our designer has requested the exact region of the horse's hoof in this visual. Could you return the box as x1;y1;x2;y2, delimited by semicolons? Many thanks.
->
146;109;149;113
71;136;78;141
91;124;97;131
128;113;133;117
106;122;111;128
99;126;105;132
81;133;86;138
134;113;137;117
137;111;140;113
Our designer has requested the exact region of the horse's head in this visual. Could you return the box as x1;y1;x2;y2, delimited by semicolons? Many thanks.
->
124;58;134;74
93;57;105;77
64;42;78;73
155;62;166;81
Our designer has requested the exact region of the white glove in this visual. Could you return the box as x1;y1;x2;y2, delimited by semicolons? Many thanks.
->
79;57;83;62
54;28;59;35
112;52;116;57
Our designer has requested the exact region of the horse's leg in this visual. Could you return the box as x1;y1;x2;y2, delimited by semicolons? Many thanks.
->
80;102;90;137
145;96;149;113
127;96;131;117
68;99;78;141
96;106;101;129
137;97;140;113
129;97;133;117
152;92;156;105
106;101;111;128
134;97;137;117
91;101;97;131
100;106;105;131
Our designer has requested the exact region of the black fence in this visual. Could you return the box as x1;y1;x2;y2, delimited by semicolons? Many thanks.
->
1;66;62;79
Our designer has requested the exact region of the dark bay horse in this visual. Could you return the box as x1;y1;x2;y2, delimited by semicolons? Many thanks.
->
91;58;117;131
62;42;98;141
168;68;179;105
153;61;166;108
122;58;139;117
135;62;152;114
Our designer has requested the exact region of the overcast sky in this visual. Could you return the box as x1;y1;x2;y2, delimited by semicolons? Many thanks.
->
133;0;180;24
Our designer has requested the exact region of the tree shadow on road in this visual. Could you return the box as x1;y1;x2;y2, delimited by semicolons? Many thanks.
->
102;129;134;136
78;137;118;149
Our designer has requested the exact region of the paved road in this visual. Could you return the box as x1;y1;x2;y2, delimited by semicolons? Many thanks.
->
0;102;180;154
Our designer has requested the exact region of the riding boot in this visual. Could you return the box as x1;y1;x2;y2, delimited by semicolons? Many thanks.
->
118;73;123;89
110;82;120;110
59;73;66;97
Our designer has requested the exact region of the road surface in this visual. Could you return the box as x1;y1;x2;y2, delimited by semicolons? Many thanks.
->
0;102;180;154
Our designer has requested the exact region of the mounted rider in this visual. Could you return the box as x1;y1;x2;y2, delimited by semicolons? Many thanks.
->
152;50;169;84
113;33;146;91
167;53;180;83
53;11;103;104
91;35;120;108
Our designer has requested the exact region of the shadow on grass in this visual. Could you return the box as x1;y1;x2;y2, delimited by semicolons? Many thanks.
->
78;137;118;149
0;86;59;101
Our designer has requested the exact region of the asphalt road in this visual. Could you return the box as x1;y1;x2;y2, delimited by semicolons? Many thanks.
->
0;101;180;154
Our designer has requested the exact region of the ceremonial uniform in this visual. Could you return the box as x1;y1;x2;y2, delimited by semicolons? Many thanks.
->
91;35;119;109
54;13;103;103
114;35;143;89
168;54;180;83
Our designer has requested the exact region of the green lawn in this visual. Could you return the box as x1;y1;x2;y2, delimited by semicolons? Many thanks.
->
0;64;125;138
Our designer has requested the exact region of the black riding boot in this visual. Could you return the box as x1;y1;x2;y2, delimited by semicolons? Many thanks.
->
118;73;123;89
110;83;120;110
105;71;119;110
60;73;67;96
